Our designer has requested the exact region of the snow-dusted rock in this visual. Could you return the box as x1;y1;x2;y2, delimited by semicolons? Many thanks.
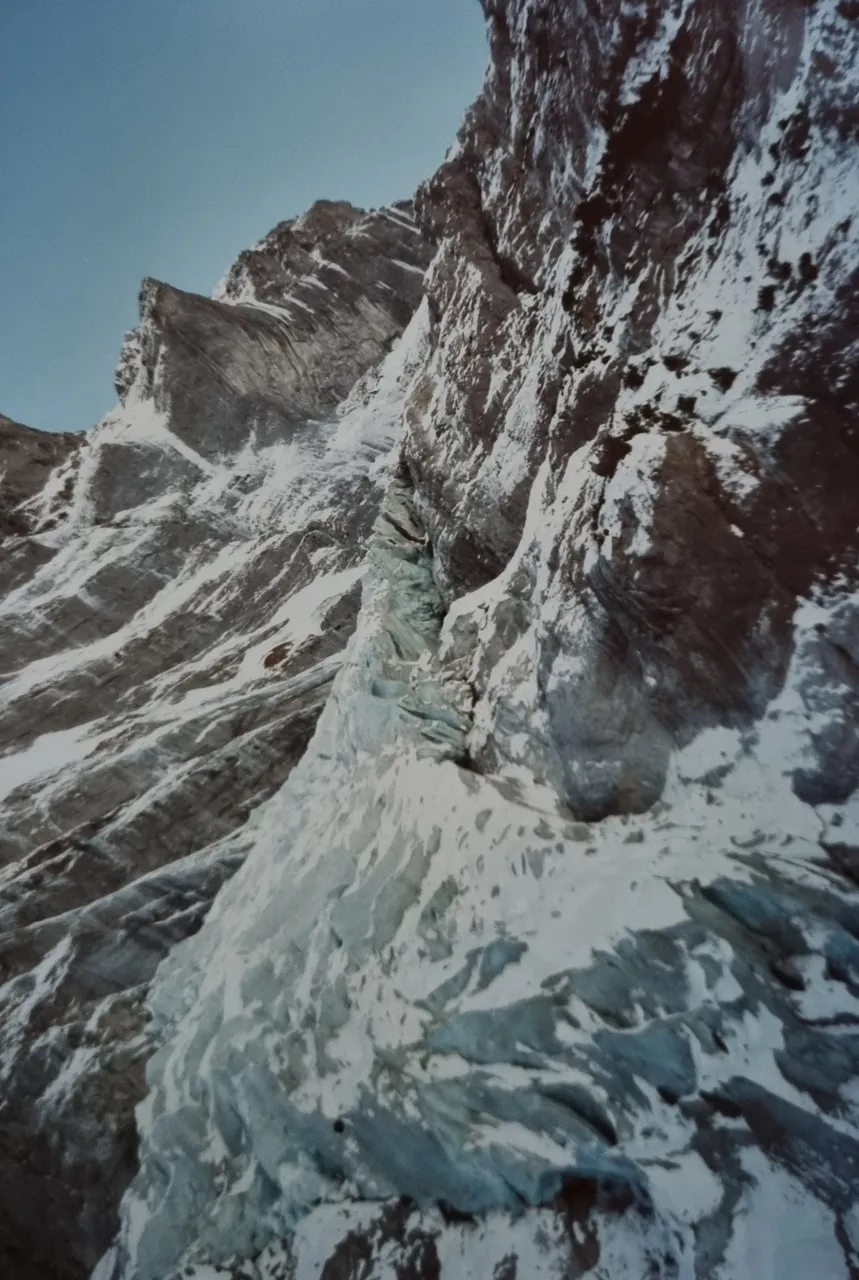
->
4;1;859;1277
100;1;859;1277
409;0;859;819
0;203;434;1279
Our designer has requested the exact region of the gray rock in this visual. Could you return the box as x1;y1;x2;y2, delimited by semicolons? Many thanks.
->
0;201;433;1279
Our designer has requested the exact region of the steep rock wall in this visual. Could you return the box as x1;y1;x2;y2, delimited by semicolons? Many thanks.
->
0;202;434;1280
407;0;859;818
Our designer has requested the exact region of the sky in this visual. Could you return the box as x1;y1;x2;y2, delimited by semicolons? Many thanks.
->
0;0;487;435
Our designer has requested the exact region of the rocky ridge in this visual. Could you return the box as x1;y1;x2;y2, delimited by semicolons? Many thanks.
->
0;200;434;1279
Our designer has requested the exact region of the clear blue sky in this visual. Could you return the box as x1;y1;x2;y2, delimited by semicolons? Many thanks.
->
0;0;486;434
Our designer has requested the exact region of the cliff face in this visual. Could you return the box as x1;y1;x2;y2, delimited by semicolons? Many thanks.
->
409;0;859;819
0;414;81;537
4;2;859;1278
0;201;434;1280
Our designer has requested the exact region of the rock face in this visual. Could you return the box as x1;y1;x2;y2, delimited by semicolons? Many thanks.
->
0;201;434;1280
0;414;81;538
99;1;859;1277
5;2;859;1278
0;415;83;602
409;0;859;819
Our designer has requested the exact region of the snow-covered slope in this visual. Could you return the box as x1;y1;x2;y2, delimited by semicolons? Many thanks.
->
105;482;859;1280
0;201;434;1279
94;1;859;1277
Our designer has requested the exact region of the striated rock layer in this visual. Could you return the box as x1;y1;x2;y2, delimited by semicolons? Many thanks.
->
101;1;859;1277
0;200;434;1279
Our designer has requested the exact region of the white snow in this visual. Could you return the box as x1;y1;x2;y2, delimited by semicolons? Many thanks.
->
718;1150;849;1280
0;725;103;804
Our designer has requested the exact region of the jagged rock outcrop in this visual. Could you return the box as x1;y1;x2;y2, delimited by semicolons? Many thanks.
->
0;201;434;1280
0;414;81;538
0;414;83;600
96;2;859;1278
4;1;859;1277
408;0;859;818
